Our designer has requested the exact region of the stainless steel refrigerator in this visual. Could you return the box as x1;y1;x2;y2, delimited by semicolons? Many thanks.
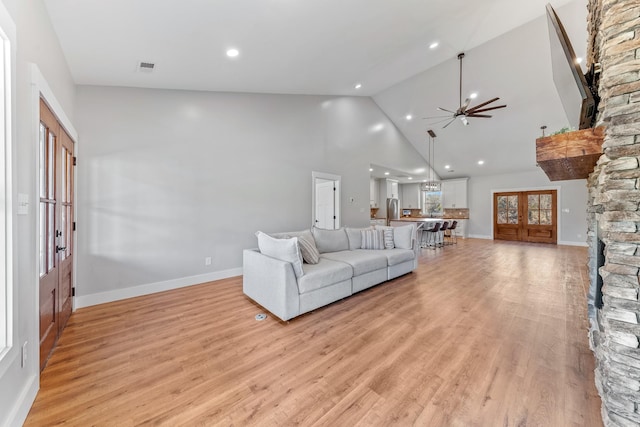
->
386;198;399;226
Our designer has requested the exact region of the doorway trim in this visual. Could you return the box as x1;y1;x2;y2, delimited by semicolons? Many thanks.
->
311;171;341;229
30;65;79;337
490;185;562;244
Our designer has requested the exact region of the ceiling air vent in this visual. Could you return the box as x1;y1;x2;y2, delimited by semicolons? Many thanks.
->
137;61;155;73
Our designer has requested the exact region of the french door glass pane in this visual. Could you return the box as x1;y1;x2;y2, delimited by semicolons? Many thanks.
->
528;194;539;209
60;207;66;261
541;194;552;210
528;209;539;224
47;203;55;272
48;133;55;199
541;210;552;225
497;196;507;210
39;202;46;276
498;211;507;224
508;209;518;224
508;195;518;209
61;147;66;204
39;123;46;198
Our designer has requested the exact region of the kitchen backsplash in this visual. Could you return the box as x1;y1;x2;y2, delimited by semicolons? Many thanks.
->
443;208;469;219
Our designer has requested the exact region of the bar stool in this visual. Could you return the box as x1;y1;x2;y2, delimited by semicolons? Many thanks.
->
415;222;425;249
423;222;441;249
438;221;449;247
446;220;458;245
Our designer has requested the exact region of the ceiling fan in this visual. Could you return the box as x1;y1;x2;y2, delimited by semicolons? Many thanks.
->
426;52;506;128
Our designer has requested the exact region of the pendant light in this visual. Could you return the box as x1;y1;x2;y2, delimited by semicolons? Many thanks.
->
423;129;440;192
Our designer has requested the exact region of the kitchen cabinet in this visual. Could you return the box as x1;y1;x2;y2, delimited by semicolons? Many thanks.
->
370;178;380;207
441;178;468;209
386;179;399;199
401;183;421;209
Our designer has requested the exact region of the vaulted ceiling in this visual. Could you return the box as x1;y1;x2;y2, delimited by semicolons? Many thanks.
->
43;0;587;178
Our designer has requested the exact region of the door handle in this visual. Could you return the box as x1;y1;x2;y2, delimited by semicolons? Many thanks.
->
56;246;66;253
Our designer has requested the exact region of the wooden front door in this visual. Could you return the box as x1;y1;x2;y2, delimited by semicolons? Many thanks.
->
494;190;557;244
39;99;74;371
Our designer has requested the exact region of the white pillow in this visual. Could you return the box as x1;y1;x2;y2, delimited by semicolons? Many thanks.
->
256;231;304;278
392;224;414;249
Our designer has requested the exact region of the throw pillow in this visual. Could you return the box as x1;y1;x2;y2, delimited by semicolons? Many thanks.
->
345;227;372;250
256;231;304;278
297;230;320;264
382;228;395;249
360;229;385;250
392;224;414;249
312;227;349;253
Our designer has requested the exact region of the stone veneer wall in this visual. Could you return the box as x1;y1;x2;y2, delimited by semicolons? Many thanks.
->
587;0;640;425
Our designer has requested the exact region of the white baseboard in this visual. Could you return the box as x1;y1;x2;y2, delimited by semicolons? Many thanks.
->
6;373;38;427
468;234;492;240
559;240;588;247
74;267;243;309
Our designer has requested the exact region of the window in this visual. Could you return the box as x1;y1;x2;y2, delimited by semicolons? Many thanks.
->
0;5;14;359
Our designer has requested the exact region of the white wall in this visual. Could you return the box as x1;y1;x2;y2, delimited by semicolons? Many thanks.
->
74;86;428;304
0;0;77;425
468;168;588;245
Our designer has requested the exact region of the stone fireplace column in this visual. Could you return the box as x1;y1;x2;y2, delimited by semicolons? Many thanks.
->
587;0;640;425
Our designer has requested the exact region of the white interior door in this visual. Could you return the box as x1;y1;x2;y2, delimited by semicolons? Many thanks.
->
315;180;335;229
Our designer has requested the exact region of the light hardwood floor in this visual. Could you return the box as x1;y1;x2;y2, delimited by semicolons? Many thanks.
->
25;239;602;426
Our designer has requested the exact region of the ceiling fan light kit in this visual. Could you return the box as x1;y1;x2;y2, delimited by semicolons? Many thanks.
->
426;52;507;128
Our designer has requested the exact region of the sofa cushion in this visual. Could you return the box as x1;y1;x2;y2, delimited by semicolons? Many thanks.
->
297;258;353;294
380;248;415;266
345;227;372;250
267;229;320;264
377;224;414;249
360;229;384;250
312;227;349;253
321;250;387;276
256;231;304;278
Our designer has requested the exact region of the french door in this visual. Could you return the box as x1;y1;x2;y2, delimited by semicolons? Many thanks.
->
39;98;74;371
493;190;557;244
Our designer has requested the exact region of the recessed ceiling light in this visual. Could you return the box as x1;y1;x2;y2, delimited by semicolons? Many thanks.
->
406;114;413;120
384;172;390;175
478;160;485;165
429;42;439;49
408;177;413;180
369;168;373;172
354;83;362;89
226;48;240;58
423;179;427;182
469;92;478;99
444;165;450;169
576;57;583;64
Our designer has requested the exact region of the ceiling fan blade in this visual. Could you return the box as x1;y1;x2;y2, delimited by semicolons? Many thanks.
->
467;104;507;114
442;117;457;128
422;114;455;120
437;107;456;114
466;113;492;118
460;116;469;126
429;116;458;125
466;97;500;113
461;98;471;111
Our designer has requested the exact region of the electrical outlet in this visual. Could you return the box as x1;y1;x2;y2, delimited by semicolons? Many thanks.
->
205;257;212;266
21;341;27;368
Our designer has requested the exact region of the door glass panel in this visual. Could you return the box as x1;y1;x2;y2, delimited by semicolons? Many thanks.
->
508;209;518;224
508;195;518;209
39;123;46;198
528;195;539;209
47;132;55;199
61;148;66;204
498;211;507;224
60;207;66;261
47;204;55;272
541;194;552;210
497;195;507;210
541;210;552;225
528;209;539;224
39;203;46;277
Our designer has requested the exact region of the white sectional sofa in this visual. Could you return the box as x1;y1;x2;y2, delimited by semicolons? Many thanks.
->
243;224;418;321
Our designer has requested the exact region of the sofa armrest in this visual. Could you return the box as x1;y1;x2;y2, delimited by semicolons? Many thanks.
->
243;249;300;321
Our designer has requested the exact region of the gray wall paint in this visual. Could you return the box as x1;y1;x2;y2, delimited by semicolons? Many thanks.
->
0;0;77;424
75;86;428;297
468;169;588;244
